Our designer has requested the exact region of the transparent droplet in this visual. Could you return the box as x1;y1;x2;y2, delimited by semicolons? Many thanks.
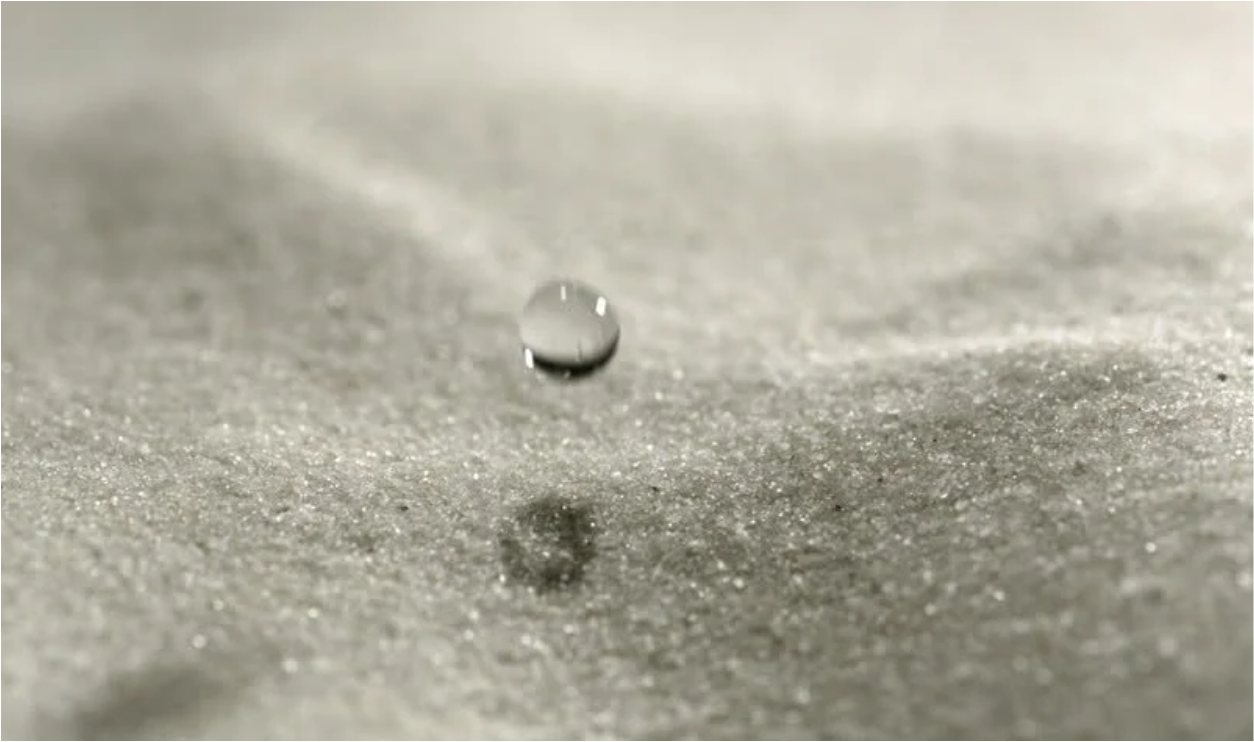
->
519;279;619;379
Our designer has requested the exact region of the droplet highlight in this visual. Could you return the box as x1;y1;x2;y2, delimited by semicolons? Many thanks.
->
519;279;619;379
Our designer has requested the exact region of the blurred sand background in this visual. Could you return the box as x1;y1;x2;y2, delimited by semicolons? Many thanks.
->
3;4;1252;739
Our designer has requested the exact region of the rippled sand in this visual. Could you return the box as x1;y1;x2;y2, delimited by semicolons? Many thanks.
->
3;5;1251;739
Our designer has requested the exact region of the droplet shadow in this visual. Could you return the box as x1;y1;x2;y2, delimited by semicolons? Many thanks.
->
498;495;599;592
523;337;620;382
14;639;277;742
57;663;240;741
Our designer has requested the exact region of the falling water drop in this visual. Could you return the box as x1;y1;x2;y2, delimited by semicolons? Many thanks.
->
519;279;620;379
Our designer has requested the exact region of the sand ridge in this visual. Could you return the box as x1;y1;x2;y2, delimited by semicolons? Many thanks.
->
3;5;1251;739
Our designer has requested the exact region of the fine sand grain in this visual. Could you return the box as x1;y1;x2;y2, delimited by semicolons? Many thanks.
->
3;5;1252;739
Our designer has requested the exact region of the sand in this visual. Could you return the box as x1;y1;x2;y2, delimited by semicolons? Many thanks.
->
3;5;1252;739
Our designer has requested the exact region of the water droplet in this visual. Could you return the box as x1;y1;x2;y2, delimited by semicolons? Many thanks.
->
281;658;300;674
519;279;620;379
1144;542;1158;554
190;634;208;650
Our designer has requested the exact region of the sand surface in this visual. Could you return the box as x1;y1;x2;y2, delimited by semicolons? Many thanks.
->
3;5;1252;739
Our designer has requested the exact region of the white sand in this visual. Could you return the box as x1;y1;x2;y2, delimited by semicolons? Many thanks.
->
3;5;1251;739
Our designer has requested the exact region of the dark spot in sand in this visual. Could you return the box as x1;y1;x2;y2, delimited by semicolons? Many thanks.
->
212;477;248;500
396;504;410;513
1217;372;1229;382
325;293;349;319
348;531;381;555
649;485;661;493
498;496;598;592
59;660;250;741
178;288;205;311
